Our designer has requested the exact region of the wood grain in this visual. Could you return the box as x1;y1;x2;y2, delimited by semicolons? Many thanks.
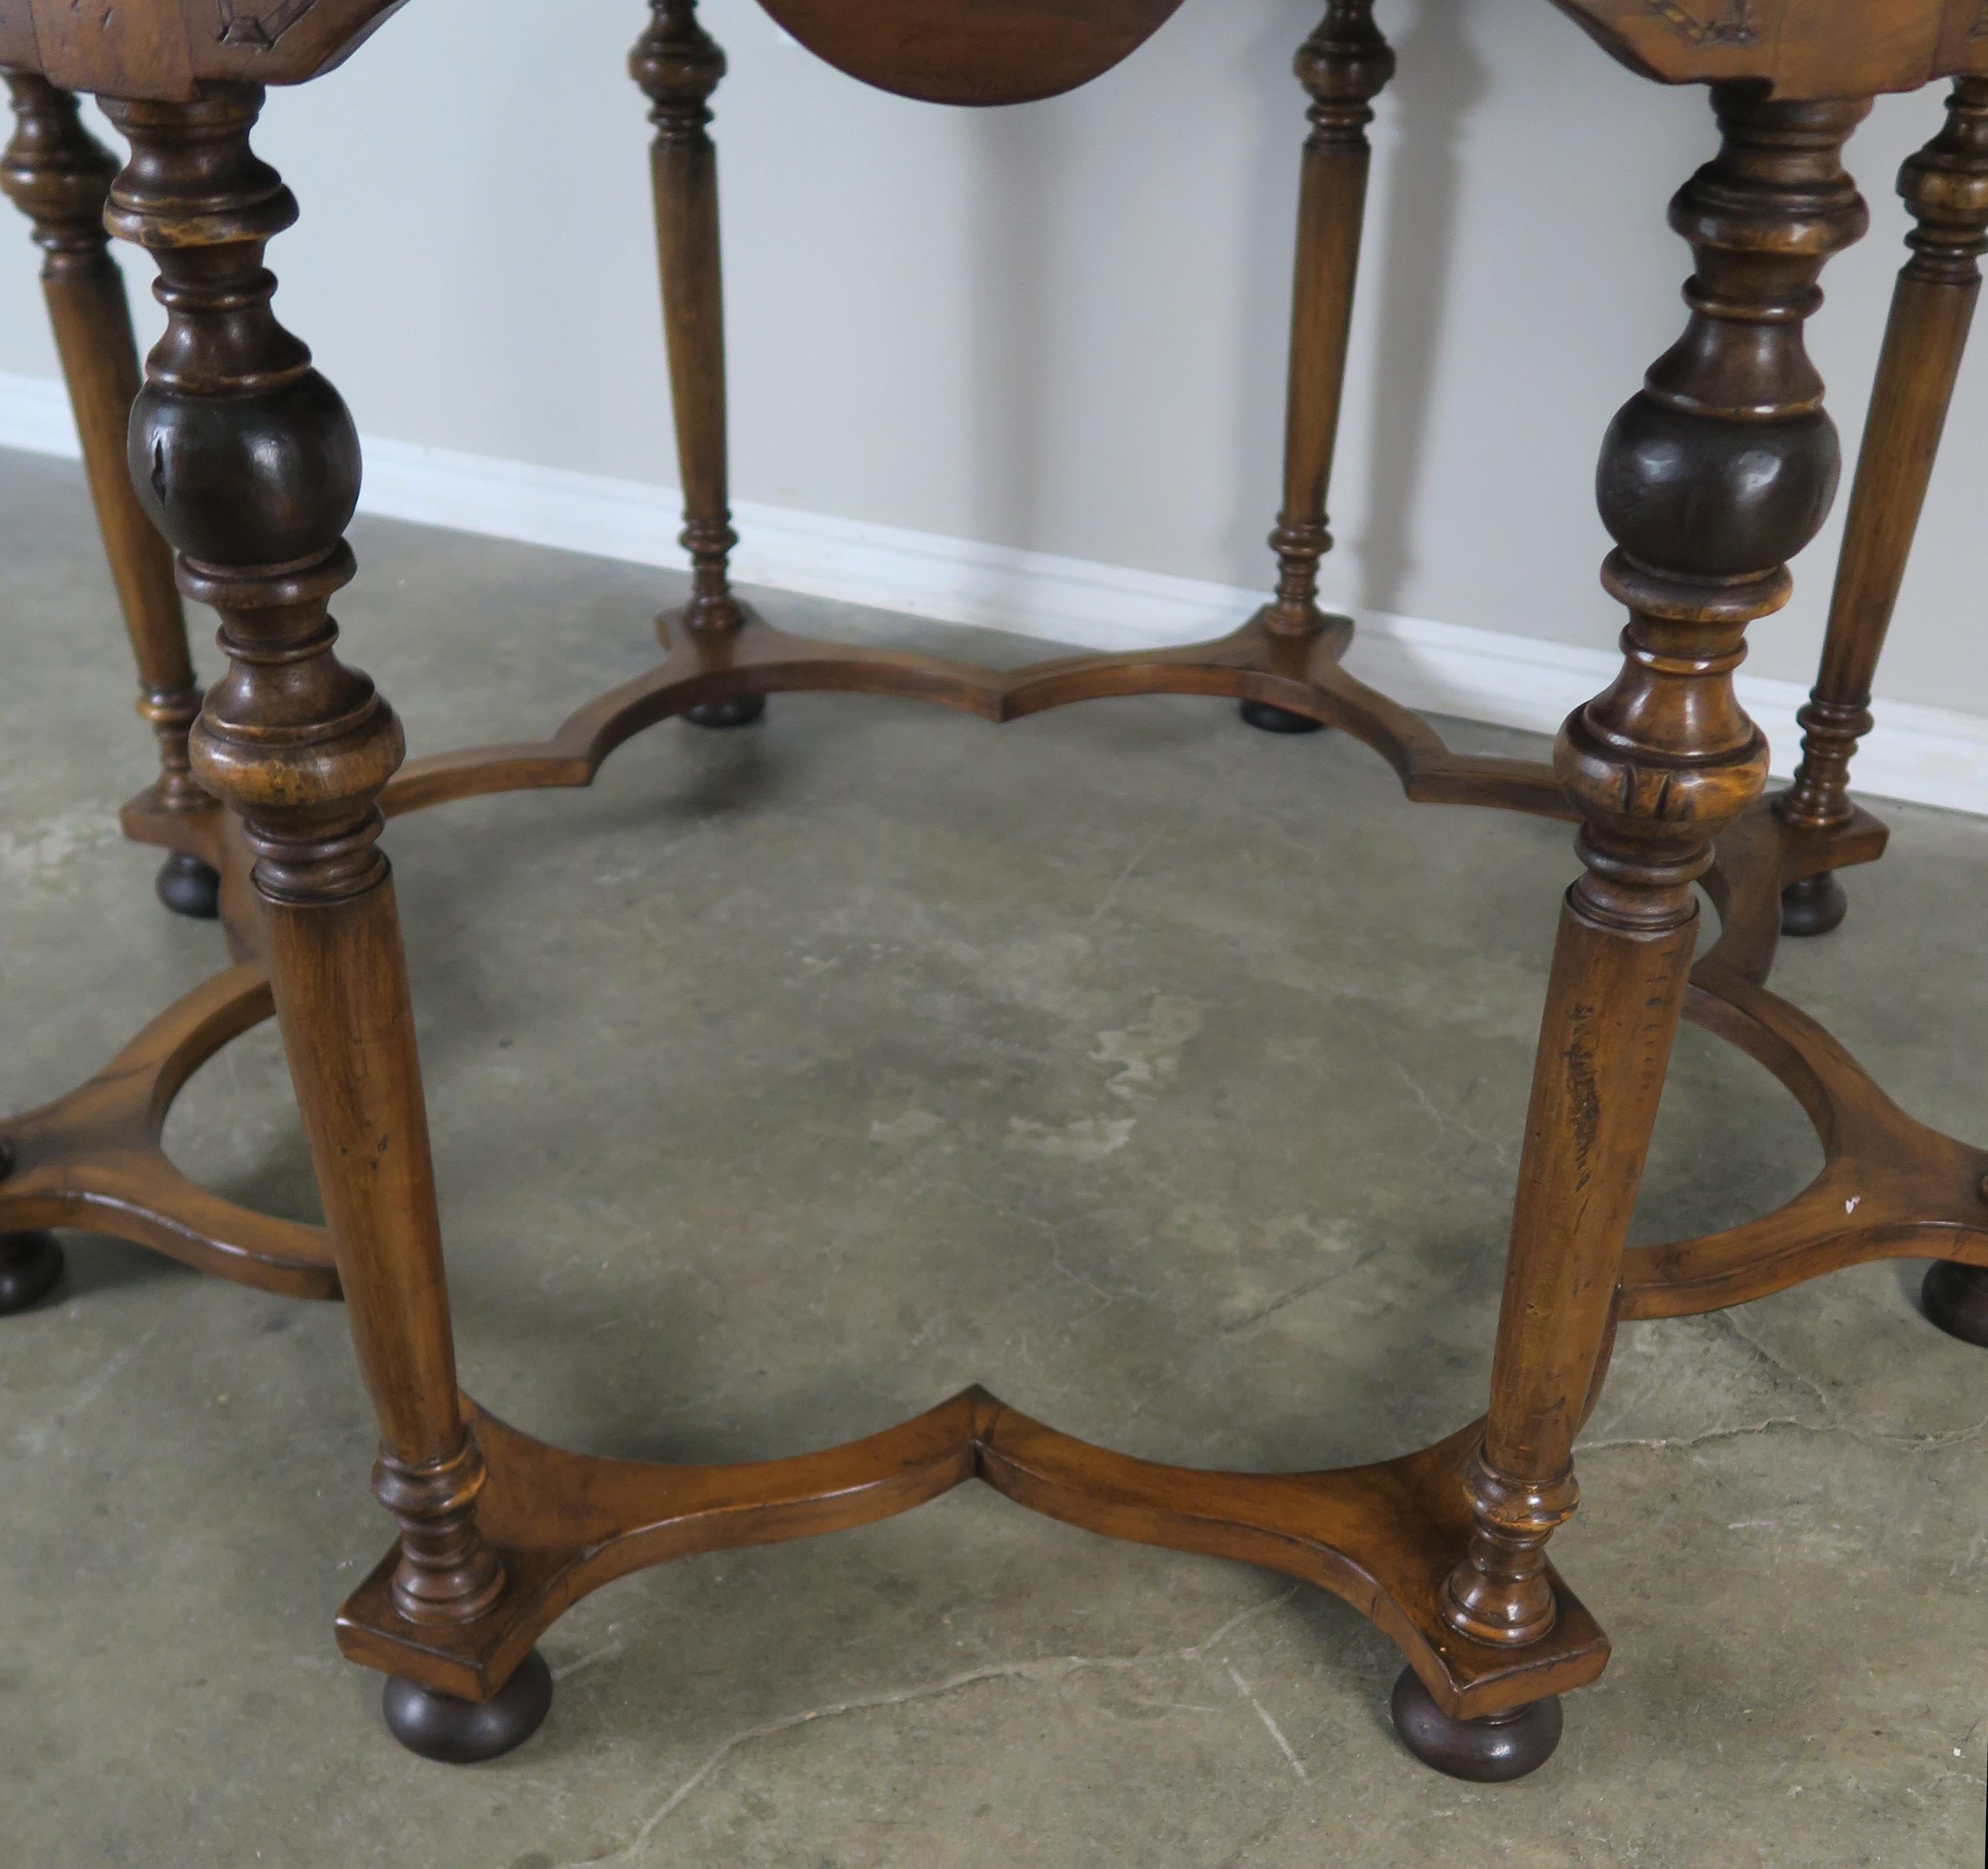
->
5;0;1981;1776
337;1391;1609;1722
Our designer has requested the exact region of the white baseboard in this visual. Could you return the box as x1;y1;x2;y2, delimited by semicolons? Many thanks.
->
6;368;1984;817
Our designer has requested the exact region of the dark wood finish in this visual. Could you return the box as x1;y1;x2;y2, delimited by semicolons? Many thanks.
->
1547;0;1988;96
0;1226;63;1313
1777;867;1848;935
1;0;1984;1792
381;1648;553;1766
752;0;1188;106
0;70;221;917
1923;1258;1988;1343
1777;78;1988;937
1390;1666;1563;1783
100;83;506;1641
1441;88;1871;1655
0;1;405;102
1244;0;1393;737
18;0;1987;106
153;848;222;917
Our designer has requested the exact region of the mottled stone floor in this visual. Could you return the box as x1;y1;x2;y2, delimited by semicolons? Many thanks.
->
2;448;1984;1866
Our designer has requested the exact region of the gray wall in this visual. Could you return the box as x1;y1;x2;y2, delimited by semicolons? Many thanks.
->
1;0;1979;709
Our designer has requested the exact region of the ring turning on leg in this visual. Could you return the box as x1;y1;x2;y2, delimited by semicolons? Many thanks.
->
1;75;219;916
101;82;510;1744
1242;0;1393;737
1442;89;1871;1706
1776;78;1988;935
633;2;767;730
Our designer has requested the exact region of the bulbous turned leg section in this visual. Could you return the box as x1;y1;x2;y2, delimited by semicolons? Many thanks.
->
1239;699;1325;735
1390;1668;1563;1783
1440;85;1871;1706
1779;870;1848;937
686;694;765;729
382;1649;553;1765
155;850;221;919
103;78;511;1696
0;1229;63;1314
1923;1261;1988;1347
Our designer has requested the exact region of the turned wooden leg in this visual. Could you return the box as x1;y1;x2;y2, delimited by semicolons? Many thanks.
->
1;74;218;919
1242;2;1394;736
101;84;546;1763
1776;79;1988;941
631;1;761;729
1406;90;1872;1783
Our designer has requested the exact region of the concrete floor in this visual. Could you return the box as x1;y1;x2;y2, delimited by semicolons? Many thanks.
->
2;445;1986;1867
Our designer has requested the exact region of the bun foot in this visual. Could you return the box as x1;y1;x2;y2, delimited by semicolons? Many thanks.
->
1779;871;1847;938
155;852;221;920
1390;1666;1563;1783
1240;699;1325;735
382;1649;553;1765
1923;1261;1988;1349
686;695;767;730
0;1230;63;1314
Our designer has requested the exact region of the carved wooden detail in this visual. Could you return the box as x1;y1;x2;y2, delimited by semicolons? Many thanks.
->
217;1;318;51
101;80;506;1633
1643;0;1757;47
1439;86;1871;1655
4;0;1986;1788
0;0;401;99
1776;80;1988;890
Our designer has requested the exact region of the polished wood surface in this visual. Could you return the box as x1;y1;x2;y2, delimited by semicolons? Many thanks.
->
103;82;506;1632
1;71;219;916
1263;0;1394;654
6;0;1988;104
0;1;404;101
1549;0;1988;95
1444;85;1871;1659
1777;78;1988;939
2;0;1984;1790
752;0;1190;106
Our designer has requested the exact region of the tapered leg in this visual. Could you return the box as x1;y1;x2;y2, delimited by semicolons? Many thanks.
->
100;84;545;1763
1776;80;1988;940
1241;2;1394;736
631;1;761;729
1;74;219;919
1403;90;1872;1782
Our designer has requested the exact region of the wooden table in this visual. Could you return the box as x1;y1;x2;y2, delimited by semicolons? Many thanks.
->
3;0;1985;1783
